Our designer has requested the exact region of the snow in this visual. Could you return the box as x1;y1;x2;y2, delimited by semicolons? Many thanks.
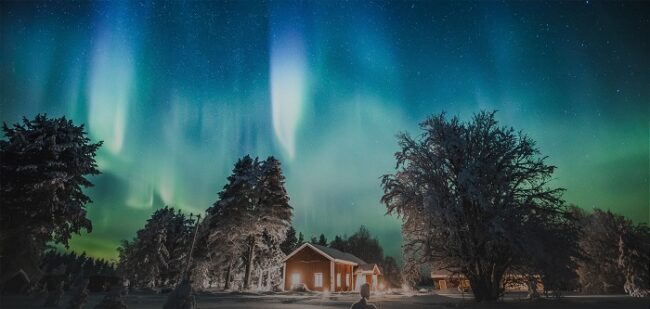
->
1;292;648;309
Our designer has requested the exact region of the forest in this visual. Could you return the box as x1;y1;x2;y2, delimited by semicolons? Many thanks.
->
0;113;648;307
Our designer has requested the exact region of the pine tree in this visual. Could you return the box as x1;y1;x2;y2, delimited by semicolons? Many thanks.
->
329;235;347;252
241;156;292;289
381;256;403;288
280;227;298;254
618;224;650;297
573;207;649;296
0;115;102;283
201;156;259;290
345;226;383;264
297;233;305;246
317;234;328;246
200;156;293;290
118;206;196;288
574;208;626;293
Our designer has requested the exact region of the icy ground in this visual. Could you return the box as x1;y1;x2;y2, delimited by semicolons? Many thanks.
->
1;291;648;308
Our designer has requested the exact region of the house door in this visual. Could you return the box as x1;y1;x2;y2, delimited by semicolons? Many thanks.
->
438;280;447;290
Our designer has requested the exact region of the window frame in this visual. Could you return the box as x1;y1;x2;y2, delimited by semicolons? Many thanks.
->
291;273;300;285
314;272;323;288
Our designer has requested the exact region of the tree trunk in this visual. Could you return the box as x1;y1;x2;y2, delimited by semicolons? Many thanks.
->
243;236;256;290
468;272;503;302
224;261;232;290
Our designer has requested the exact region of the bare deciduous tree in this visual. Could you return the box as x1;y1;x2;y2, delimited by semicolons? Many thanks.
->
381;111;578;301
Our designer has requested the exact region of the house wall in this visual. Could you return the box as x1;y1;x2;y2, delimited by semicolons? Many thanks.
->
432;275;543;292
284;246;332;291
334;263;354;291
356;267;383;290
433;277;470;291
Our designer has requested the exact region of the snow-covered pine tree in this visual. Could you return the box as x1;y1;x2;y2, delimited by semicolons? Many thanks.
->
200;155;260;290
199;156;292;291
573;208;627;293
117;206;195;288
573;207;650;296
163;210;197;285
280;226;298;255
618;223;650;297
0;115;102;284
253;232;286;290
241;156;292;290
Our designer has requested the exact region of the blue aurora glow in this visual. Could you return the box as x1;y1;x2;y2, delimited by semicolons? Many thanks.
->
1;1;648;260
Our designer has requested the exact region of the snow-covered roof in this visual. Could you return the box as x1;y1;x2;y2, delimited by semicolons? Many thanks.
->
283;243;367;265
356;263;382;275
430;269;464;278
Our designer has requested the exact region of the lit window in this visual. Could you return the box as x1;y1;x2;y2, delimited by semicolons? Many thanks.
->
314;273;323;287
346;274;350;286
336;273;341;287
291;273;300;285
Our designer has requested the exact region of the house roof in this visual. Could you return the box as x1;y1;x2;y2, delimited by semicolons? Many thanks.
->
283;243;367;265
310;244;367;265
430;269;464;279
357;263;377;271
356;263;382;275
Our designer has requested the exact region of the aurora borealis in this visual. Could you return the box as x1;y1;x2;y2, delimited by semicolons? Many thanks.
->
1;1;648;261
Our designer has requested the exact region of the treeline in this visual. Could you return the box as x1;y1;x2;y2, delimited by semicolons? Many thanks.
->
117;156;293;291
573;208;649;296
0;115;296;293
328;227;403;289
3;113;647;301
40;251;117;293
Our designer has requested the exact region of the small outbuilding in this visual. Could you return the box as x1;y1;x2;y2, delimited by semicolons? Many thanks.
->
282;243;382;292
431;269;543;292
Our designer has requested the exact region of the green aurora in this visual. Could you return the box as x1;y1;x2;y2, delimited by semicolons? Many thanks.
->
1;1;648;261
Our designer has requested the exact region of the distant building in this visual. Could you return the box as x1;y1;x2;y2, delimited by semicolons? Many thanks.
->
431;269;542;292
282;243;382;292
431;269;470;291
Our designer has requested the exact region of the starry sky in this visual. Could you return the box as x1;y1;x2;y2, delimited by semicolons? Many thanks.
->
1;1;648;261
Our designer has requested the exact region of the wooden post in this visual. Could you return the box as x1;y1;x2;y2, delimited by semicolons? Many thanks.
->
330;261;335;292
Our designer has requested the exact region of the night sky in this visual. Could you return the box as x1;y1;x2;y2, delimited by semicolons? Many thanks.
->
1;1;648;261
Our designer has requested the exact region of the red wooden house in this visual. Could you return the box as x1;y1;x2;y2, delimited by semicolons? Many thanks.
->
282;243;382;292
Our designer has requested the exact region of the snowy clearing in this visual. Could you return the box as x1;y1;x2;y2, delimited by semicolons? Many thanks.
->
1;291;648;309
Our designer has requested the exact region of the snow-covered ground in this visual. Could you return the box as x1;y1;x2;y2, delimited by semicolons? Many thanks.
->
1;291;648;308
